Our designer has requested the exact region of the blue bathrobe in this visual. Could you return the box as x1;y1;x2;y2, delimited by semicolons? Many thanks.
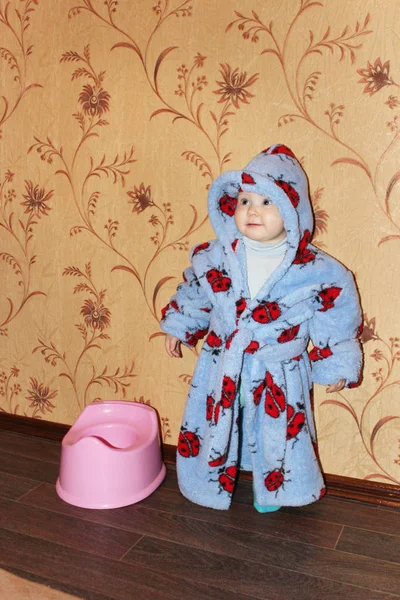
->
161;144;363;510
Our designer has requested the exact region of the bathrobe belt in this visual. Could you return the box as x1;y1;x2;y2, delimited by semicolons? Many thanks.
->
207;328;309;470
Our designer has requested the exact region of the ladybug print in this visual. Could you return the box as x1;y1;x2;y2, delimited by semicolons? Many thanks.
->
348;373;362;388
293;230;315;265
252;301;281;324
231;238;239;252
219;194;237;217
185;328;208;347
277;324;300;343
245;340;260;354
356;322;363;339
317;287;342;312
178;429;201;458
265;372;286;417
241;172;256;185
262;144;297;159
225;329;238;349
206;268;232;293
205;330;223;349
274;179;300;209
192;242;210;255
264;468;284;492
201;307;211;313
221;375;236;408
235;297;247;322
252;380;266;406
160;300;179;320
208;451;227;468
213;401;221;424
160;302;170;320
308;345;333;361
319;487;326;499
218;465;238;494
206;395;214;421
286;405;305;440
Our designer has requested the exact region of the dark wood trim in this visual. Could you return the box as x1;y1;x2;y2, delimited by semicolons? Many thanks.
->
1;415;399;508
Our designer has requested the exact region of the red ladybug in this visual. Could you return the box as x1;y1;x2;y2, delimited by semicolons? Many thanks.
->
348;374;362;388
208;453;227;468
356;322;363;339
286;406;305;440
206;395;214;421
262;144;297;159
231;239;239;252
241;172;256;185
317;287;342;312
308;346;333;361
185;328;208;347
178;429;200;457
277;325;300;343
253;380;266;406
192;242;210;255
218;465;237;493
293;230;315;265
265;372;286;417
214;401;221;424
319;487;326;499
219;194;237;216
160;302;170;320
235;298;247;322
206;268;232;293
264;468;284;492
221;375;236;408
206;330;223;348
245;340;260;354
274;179;300;208
252;301;281;324
201;307;211;313
225;329;238;349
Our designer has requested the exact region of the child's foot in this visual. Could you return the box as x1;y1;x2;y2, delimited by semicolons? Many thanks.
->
253;500;281;513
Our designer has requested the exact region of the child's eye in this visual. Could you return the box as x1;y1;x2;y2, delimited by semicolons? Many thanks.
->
240;198;249;205
263;198;271;206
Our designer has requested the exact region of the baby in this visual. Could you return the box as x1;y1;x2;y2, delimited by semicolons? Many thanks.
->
161;144;363;511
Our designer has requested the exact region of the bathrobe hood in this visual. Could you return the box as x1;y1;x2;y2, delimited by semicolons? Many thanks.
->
208;144;313;259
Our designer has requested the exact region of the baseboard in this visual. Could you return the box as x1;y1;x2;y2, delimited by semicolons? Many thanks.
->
1;414;399;508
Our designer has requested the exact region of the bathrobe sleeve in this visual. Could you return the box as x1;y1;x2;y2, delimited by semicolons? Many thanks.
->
309;269;363;388
160;265;212;348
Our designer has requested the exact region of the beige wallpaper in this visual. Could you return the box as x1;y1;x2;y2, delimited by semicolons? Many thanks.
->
1;0;399;485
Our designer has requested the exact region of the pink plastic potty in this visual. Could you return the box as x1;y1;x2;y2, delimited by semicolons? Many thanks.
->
56;401;166;509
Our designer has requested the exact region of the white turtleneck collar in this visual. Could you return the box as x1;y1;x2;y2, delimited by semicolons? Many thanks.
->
242;235;287;256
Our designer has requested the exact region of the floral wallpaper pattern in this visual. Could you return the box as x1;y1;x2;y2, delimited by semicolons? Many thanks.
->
0;0;399;484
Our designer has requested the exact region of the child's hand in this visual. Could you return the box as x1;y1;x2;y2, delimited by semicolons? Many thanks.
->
165;334;182;358
326;379;346;393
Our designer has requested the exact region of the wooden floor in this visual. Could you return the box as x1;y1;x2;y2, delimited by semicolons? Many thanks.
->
0;431;399;600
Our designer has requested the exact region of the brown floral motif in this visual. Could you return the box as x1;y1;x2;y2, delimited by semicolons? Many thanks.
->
0;0;42;137
34;262;135;409
21;180;53;218
357;58;394;96
385;95;400;109
0;170;51;335
78;84;110;116
213;64;259;109
127;183;155;214
26;377;57;416
81;298;111;331
321;316;400;485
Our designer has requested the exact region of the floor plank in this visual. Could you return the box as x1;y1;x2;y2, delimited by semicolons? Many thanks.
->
337;526;400;564
0;471;41;501
123;535;397;600
0;497;142;560
0;450;59;484
0;529;253;600
0;431;61;464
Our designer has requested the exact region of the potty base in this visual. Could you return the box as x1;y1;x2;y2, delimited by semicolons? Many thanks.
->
56;462;166;509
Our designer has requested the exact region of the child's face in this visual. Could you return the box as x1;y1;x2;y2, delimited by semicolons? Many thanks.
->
234;191;286;243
